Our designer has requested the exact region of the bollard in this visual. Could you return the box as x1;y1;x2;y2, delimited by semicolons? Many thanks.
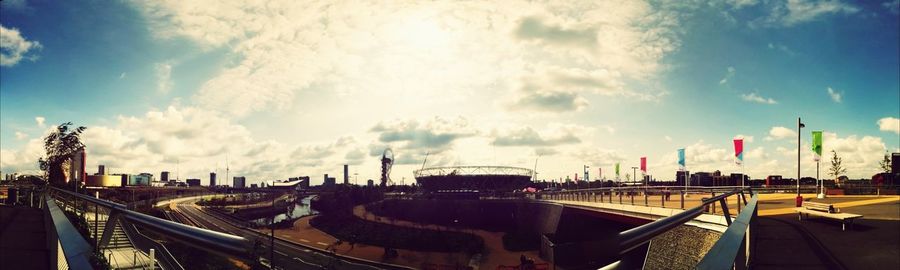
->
680;191;685;209
150;248;156;268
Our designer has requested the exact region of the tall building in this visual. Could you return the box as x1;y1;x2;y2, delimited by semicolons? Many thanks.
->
98;165;106;175
131;173;152;186
186;179;201;187
68;150;86;185
233;176;246;188
343;164;349;185
161;171;170;182
323;174;336;187
209;172;217;187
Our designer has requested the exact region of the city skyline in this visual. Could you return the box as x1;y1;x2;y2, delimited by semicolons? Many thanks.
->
2;0;899;186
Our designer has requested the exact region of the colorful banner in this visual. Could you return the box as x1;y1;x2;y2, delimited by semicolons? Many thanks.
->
615;163;620;177
812;131;823;162
734;139;744;165
677;148;686;170
640;157;647;173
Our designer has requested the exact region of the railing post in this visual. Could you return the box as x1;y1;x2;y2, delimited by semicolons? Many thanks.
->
630;190;634;205
150;248;156;269
719;198;732;225
644;190;648;206
661;192;665;208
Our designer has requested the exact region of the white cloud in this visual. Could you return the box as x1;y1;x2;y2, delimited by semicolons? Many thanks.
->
726;0;759;9
767;42;796;55
370;116;477;154
752;0;859;27
491;124;592;147
766;126;797;141
155;63;172;94
777;132;890;178
877;117;900;134
664;135;672;142
827;87;842;103
885;0;900;15
34;116;45;127
734;134;755;143
741;92;777;104
0;24;42;67
508;81;590;112
14;131;28;140
719;66;735;85
131;1;682;117
119;72;127;79
0;0;32;13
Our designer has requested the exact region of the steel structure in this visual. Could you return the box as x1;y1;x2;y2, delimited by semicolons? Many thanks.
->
380;148;393;187
413;166;534;178
414;166;535;192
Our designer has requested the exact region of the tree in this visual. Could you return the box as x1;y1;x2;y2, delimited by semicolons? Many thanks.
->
625;173;632;182
38;122;86;186
878;152;892;173
828;150;847;179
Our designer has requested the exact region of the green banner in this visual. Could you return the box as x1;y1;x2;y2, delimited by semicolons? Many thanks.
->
812;131;823;159
615;163;620;176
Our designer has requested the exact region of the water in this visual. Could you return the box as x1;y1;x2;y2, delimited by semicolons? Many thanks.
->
250;195;317;226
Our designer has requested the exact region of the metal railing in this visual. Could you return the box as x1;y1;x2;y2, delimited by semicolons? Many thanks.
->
49;187;252;258
552;187;759;269
45;194;94;270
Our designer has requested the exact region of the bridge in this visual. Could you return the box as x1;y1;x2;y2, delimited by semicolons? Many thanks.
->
3;184;895;269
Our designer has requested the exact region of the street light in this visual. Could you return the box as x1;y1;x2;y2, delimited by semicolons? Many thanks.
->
797;117;805;206
631;167;638;185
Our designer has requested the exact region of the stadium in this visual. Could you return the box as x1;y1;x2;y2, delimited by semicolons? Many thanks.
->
413;166;534;192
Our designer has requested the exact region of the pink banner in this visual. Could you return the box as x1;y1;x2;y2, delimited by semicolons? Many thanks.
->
640;157;647;173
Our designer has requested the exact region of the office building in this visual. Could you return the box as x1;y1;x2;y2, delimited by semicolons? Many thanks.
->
98;165;106;175
343;164;349;185
323;174;336;187
186;178;201;187
234;176;246;189
161;171;170;182
131;173;152;186
210;172;217;187
118;174;130;186
68;150;86;185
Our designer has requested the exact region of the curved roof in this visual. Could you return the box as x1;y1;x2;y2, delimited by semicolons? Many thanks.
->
413;166;534;178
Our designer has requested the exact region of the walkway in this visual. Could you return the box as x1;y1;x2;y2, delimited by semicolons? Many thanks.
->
753;195;900;270
0;206;51;270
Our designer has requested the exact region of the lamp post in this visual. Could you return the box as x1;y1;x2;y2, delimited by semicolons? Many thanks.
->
797;117;805;206
631;167;638;185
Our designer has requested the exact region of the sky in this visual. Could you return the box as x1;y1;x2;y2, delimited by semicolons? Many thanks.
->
1;0;899;186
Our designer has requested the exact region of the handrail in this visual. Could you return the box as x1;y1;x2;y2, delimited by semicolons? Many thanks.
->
696;194;758;269
45;195;94;270
49;187;252;257
616;188;748;254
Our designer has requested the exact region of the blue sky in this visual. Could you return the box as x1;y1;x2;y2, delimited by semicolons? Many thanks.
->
1;0;898;185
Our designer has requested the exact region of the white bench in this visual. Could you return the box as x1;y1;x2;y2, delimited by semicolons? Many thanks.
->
795;202;863;231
